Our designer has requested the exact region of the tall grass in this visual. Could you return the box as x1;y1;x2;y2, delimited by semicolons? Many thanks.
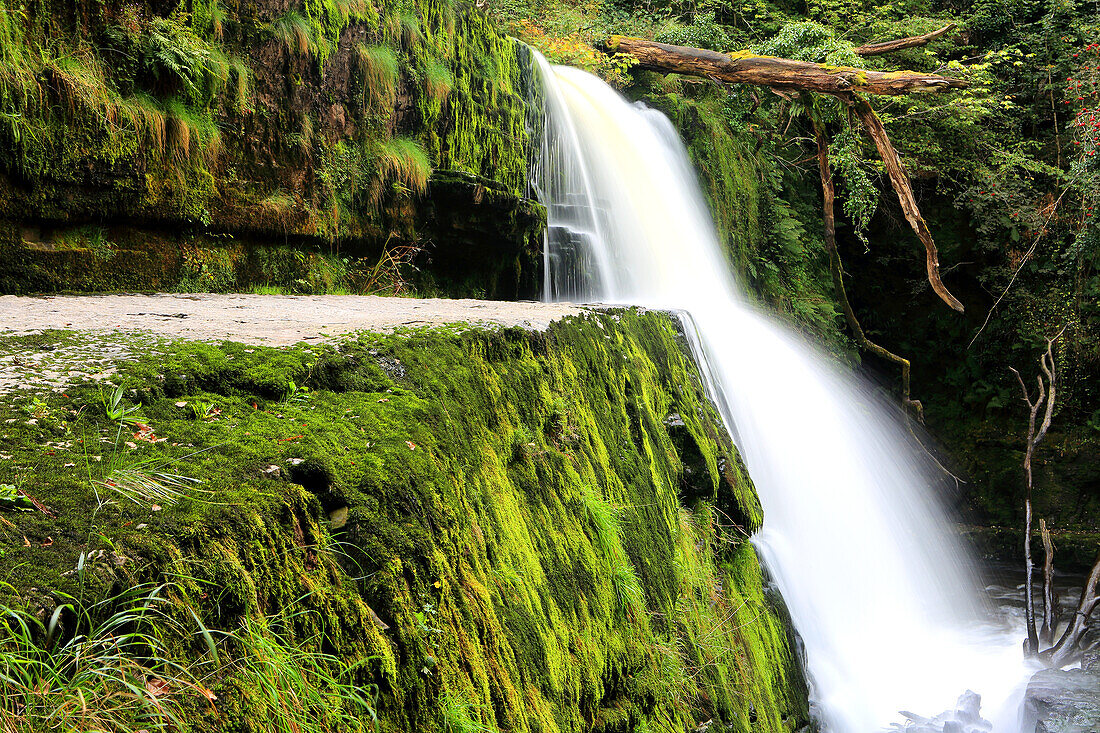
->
45;55;117;122
233;613;377;733
270;11;325;59
354;44;398;112
119;93;168;154
0;584;213;732
440;694;498;733
581;488;645;613
376;137;430;192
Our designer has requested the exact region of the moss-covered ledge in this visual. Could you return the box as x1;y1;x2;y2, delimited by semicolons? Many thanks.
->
0;306;809;732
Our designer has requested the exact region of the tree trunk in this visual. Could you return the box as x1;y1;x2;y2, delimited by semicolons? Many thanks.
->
600;36;969;97
853;24;958;56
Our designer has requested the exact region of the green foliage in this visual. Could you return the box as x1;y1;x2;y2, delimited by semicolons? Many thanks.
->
755;20;860;66
830;123;878;244
656;11;730;52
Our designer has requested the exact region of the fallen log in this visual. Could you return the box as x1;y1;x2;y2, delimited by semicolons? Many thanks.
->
853;23;958;56
600;36;969;97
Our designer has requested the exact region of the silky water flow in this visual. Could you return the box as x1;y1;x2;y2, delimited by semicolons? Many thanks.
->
529;52;1037;733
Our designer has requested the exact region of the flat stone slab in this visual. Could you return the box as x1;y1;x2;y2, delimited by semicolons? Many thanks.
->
0;293;585;345
0;294;588;394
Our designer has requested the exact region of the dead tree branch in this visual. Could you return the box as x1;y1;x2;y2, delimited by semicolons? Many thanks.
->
1040;518;1057;648
600;35;968;312
1048;548;1100;668
812;115;924;420
850;98;965;312
853;23;958;56
1009;334;1061;657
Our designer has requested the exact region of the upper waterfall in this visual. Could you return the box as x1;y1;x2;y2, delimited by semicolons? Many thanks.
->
529;51;1035;733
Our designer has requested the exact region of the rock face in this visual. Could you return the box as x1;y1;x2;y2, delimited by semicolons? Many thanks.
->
0;300;810;732
1024;653;1100;733
0;0;543;297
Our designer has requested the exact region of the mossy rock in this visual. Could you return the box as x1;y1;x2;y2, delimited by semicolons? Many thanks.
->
0;309;808;732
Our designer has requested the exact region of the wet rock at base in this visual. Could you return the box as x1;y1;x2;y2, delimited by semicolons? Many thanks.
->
1024;652;1100;733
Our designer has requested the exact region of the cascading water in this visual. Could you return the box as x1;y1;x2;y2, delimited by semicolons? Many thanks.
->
529;52;1037;733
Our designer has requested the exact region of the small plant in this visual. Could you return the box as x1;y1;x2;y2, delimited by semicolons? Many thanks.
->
97;458;200;507
440;694;498;733
23;395;50;420
282;379;310;404
189;399;220;420
0;484;33;511
102;385;142;425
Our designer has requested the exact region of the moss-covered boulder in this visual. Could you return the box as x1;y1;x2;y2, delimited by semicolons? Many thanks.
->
0;306;809;732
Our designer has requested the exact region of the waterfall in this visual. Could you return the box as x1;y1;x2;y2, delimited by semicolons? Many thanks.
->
530;54;1036;733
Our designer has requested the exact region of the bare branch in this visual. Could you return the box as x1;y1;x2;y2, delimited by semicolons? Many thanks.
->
1047;548;1100;667
853;23;958;56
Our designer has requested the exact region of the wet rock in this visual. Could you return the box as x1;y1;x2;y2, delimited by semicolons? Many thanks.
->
1024;652;1100;733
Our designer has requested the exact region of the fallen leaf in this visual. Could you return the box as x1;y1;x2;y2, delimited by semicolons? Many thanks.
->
406;441;417;451
146;678;170;697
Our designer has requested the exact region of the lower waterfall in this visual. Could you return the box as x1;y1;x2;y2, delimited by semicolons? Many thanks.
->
530;54;1036;733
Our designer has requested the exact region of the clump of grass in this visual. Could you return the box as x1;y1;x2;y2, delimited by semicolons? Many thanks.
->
118;93;167;155
227;57;251;110
270;10;321;58
0;583;214;732
399;11;421;47
44;55;117;123
374;136;430;198
164;99;222;166
232;613;377;733
580;488;645;613
354;44;398;112
441;694;498;733
422;58;453;104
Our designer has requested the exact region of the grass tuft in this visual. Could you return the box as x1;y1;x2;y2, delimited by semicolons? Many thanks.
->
354;44;398;112
422;58;453;104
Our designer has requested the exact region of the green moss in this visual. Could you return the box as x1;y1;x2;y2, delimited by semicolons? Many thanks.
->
0;312;808;732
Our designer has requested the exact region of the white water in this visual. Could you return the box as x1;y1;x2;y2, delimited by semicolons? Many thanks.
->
532;56;1036;732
